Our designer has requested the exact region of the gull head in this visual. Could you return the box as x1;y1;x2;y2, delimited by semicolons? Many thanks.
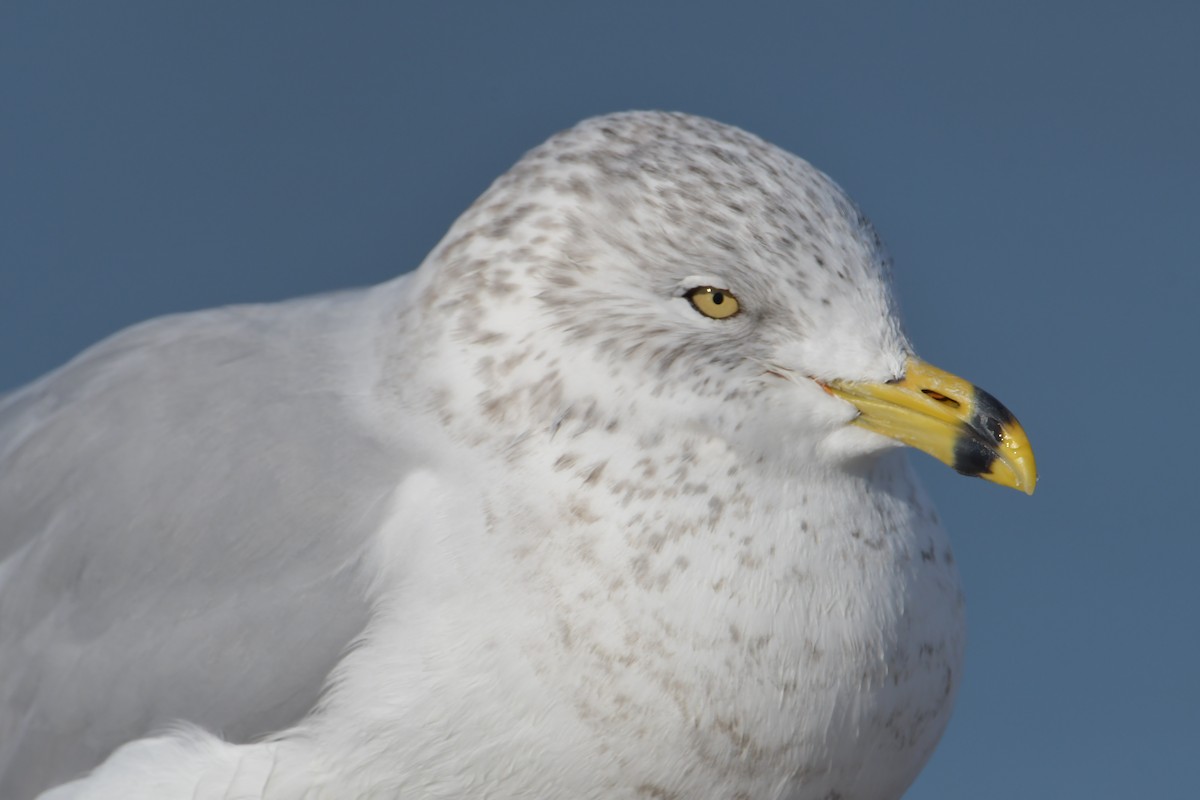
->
411;111;1034;492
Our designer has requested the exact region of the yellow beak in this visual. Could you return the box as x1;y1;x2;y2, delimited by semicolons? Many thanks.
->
821;357;1037;495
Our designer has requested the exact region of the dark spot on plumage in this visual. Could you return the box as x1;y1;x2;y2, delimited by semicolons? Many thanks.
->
479;395;505;422
581;461;607;485
708;235;738;251
703;144;736;165
498;351;527;375
557;619;573;649
472;331;504;346
738;550;762;568
567;176;593;199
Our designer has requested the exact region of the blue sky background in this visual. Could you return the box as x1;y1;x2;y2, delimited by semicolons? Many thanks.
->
2;2;1197;797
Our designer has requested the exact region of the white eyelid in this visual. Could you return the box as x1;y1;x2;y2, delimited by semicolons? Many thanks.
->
675;275;729;295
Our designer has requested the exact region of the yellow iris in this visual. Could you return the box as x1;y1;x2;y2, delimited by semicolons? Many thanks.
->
686;286;740;319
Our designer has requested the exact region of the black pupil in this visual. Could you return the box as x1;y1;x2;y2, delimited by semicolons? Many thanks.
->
711;291;724;305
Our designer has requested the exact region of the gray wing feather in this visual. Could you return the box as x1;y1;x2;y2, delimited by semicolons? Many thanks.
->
0;287;408;798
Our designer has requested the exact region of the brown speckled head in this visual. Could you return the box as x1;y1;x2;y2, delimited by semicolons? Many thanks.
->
402;111;913;467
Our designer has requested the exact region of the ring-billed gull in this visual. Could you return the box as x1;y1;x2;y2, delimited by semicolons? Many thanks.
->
0;111;1036;800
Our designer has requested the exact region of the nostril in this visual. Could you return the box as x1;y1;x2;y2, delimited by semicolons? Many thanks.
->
921;389;961;409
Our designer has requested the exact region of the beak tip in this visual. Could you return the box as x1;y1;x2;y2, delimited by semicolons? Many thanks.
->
1001;455;1037;496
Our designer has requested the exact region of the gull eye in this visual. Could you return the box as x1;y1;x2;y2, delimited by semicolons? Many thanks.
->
685;286;740;319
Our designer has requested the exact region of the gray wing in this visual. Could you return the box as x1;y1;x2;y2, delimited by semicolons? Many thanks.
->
0;286;410;798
